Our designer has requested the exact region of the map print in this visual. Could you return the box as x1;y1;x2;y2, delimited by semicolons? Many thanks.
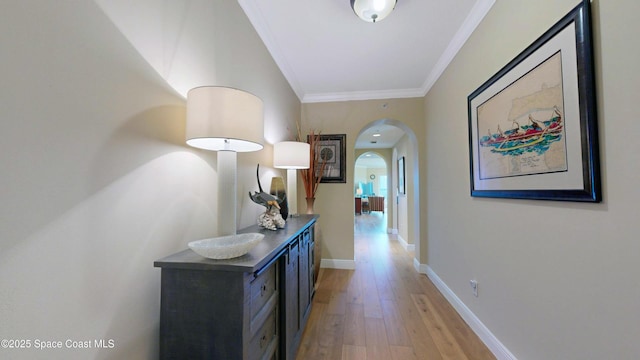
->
477;51;568;180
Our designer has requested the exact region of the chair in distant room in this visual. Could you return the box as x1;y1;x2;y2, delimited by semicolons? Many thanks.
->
361;198;370;214
367;196;384;213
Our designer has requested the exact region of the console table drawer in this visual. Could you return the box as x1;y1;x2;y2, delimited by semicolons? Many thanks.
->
250;263;276;321
249;309;277;360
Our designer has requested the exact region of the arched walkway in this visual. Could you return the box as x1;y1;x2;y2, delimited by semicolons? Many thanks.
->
354;119;421;264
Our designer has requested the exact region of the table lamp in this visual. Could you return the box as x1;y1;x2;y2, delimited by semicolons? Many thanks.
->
186;86;264;235
273;141;310;216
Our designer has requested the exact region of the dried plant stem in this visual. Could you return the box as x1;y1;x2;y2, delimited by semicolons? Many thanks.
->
298;129;327;199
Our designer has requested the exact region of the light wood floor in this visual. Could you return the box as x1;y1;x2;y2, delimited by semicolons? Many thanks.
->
296;212;495;360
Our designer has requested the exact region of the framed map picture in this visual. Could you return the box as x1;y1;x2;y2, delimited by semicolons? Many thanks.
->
467;0;600;202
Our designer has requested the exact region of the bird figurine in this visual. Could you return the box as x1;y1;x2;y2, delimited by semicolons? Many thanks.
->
249;164;281;207
249;164;286;230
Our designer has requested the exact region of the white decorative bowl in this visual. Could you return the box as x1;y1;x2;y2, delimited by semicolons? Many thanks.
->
188;233;264;259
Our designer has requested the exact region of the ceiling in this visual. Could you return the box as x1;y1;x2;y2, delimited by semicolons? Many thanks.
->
239;0;494;103
239;0;494;151
356;124;405;149
356;152;387;169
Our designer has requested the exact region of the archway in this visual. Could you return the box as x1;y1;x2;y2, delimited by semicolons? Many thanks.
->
354;151;389;231
354;119;421;264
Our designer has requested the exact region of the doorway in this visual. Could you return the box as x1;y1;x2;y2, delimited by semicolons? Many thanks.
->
354;119;421;263
354;152;388;234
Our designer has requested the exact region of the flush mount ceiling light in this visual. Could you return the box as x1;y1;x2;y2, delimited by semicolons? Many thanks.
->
351;0;397;23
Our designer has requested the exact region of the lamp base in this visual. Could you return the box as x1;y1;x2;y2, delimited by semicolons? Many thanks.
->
218;151;237;236
286;169;299;217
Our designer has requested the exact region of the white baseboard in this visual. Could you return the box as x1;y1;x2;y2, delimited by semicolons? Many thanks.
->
397;235;415;252
422;265;517;360
320;258;356;270
414;258;428;273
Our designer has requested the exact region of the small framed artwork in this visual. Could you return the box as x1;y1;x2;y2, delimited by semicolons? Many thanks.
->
398;156;406;195
314;134;346;183
467;0;601;202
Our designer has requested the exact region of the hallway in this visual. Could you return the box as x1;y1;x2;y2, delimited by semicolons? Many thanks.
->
296;212;495;359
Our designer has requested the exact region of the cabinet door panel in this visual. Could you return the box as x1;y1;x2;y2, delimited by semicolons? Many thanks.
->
283;239;299;359
298;232;310;324
309;225;316;298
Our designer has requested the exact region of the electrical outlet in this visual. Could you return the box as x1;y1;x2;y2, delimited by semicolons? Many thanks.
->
470;280;478;297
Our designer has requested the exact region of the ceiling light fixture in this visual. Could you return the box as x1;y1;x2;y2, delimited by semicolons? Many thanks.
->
373;133;381;137
351;0;397;23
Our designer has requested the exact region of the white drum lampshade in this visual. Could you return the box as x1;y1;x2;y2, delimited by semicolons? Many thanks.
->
186;86;264;152
186;86;264;235
274;141;310;216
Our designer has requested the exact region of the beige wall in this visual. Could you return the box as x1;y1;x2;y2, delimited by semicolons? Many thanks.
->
0;1;298;359
424;0;640;359
394;134;411;247
301;99;424;265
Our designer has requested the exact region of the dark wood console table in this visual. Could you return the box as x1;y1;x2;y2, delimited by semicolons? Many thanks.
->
154;215;318;359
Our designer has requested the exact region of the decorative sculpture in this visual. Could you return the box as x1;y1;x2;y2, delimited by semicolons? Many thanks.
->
249;165;286;230
270;176;289;219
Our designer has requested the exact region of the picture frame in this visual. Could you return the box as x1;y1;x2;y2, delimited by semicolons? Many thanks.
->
398;156;406;195
314;134;346;183
467;0;601;202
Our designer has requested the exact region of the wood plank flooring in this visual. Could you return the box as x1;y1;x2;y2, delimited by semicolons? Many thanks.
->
296;212;495;360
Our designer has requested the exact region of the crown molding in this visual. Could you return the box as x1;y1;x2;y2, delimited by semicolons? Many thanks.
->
238;0;304;100
240;0;495;103
302;88;424;103
421;0;496;95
